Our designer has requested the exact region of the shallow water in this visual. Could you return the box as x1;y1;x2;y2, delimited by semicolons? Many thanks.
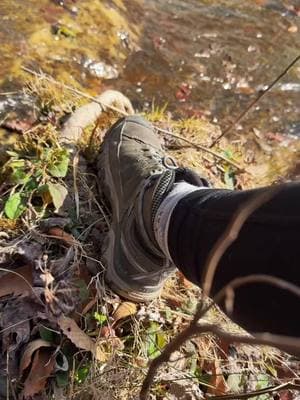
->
0;0;299;137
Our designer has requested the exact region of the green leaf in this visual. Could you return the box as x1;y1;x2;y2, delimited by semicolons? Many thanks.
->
4;192;26;219
224;167;235;189
223;149;233;160
11;168;31;185
157;331;167;349
94;312;107;325
254;373;271;400
146;322;161;359
48;182;68;211
24;178;38;191
75;366;89;384
59;25;77;38
39;326;54;343
48;149;70;178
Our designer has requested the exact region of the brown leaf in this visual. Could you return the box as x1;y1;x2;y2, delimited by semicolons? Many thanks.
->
112;301;137;324
207;360;228;396
280;390;293;400
99;326;115;338
2;118;35;133
0;265;33;298
22;348;55;398
47;227;78;246
20;339;52;376
58;315;105;361
98;326;124;351
58;315;94;351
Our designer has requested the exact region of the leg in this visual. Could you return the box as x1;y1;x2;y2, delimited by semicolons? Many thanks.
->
99;115;300;336
167;184;300;335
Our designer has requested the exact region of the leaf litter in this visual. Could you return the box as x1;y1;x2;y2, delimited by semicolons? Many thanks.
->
0;78;299;400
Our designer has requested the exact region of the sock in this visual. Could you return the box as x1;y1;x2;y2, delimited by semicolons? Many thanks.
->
154;182;208;261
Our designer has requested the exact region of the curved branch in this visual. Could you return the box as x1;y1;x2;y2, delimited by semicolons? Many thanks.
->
60;89;134;142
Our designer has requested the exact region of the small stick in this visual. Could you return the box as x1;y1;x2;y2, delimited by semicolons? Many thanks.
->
73;150;80;220
156;126;244;171
22;67;128;116
208;382;300;400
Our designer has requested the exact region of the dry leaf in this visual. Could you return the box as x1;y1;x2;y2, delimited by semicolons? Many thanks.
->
162;293;184;308
58;316;105;361
207;360;228;395
99;326;115;338
20;339;52;375
94;344;107;362
47;227;78;246
0;265;33;298
112;301;137;324
22;348;55;398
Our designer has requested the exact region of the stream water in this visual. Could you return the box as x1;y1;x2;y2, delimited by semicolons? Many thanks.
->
0;0;299;138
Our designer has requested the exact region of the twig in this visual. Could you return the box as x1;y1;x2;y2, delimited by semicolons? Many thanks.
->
0;91;19;96
156;126;244;171
196;273;300;336
195;324;300;360
210;54;300;147
207;381;300;400
22;67;245;172
22;67;129;116
0;318;33;334
214;274;300;308
73;150;80;220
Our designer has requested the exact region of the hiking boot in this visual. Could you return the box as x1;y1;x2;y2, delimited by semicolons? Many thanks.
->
97;115;207;301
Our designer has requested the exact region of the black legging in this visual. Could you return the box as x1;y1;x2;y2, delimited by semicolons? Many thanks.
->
168;182;300;336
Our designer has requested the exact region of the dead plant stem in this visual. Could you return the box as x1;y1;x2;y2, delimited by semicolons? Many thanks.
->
207;381;300;400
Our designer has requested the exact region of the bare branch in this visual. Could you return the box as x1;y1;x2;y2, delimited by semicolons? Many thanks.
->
214;274;300;308
207;381;300;400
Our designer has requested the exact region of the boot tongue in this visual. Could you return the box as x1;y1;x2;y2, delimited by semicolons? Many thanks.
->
135;170;176;257
136;168;209;258
174;167;210;187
